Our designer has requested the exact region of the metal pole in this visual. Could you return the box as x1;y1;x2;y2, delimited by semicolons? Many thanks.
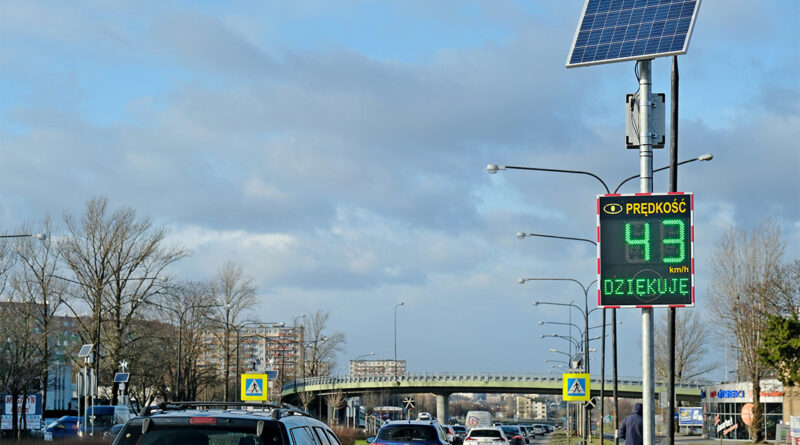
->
638;58;656;445
584;293;590;443
667;54;679;445
236;328;241;402
83;362;88;436
177;312;183;401
613;309;619;445
601;308;606;440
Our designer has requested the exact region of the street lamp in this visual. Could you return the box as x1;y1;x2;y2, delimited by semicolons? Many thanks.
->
394;302;405;384
527;278;596;442
487;153;712;193
542;334;580;350
351;352;376;376
0;233;47;240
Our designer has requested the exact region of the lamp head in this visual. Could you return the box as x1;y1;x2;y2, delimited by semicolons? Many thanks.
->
698;153;713;161
34;233;47;241
486;164;505;174
516;232;526;239
538;321;544;325
532;301;539;306
518;278;526;284
549;348;557;353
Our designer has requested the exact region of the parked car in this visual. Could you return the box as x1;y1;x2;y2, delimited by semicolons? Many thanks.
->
499;425;525;445
464;427;509;445
41;416;82;440
370;420;449;445
518;425;533;442
79;405;132;437
452;425;467;439
112;402;342;445
442;425;463;445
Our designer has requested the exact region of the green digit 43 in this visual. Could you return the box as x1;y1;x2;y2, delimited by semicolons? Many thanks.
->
624;220;686;264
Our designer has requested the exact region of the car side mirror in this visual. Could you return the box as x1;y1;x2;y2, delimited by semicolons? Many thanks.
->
366;436;376;443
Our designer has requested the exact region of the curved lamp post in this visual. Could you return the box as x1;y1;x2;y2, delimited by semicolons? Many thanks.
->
394;302;405;384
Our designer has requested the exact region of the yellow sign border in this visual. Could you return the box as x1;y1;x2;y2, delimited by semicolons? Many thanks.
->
240;373;269;401
562;373;590;401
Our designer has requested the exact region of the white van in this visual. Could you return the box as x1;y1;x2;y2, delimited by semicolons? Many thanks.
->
465;411;492;431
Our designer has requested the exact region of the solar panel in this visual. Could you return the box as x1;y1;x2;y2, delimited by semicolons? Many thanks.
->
78;344;93;358
113;373;130;383
567;0;701;68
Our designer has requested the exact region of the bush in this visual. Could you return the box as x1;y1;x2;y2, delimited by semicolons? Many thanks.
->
333;426;364;445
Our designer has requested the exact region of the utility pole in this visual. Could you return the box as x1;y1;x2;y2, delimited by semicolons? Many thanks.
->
638;58;656;445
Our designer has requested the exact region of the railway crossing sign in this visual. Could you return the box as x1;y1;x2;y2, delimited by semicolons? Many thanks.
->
563;373;591;401
403;397;415;410
240;373;269;401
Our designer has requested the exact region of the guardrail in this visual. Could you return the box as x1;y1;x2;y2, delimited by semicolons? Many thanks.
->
282;373;708;392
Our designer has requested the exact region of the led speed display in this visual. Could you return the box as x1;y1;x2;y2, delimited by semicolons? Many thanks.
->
597;193;694;307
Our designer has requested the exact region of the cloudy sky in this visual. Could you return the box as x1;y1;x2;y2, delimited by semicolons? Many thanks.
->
1;1;798;380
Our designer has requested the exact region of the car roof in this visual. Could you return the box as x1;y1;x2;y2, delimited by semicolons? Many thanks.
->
383;420;441;427
134;402;318;425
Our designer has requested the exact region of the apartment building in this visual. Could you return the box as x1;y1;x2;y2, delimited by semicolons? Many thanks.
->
349;359;406;378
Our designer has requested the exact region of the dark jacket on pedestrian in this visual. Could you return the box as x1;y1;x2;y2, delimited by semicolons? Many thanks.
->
619;403;643;445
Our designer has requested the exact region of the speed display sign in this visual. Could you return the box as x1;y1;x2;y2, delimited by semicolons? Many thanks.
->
597;193;694;308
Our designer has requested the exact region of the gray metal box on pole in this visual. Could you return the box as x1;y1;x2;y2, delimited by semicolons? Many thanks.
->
626;94;666;148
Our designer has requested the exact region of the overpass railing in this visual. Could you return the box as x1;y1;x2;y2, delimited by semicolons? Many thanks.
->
282;372;707;392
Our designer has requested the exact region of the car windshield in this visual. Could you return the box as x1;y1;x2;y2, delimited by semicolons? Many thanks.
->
89;414;115;427
453;427;465;433
500;427;519;435
468;430;500;438
378;426;437;441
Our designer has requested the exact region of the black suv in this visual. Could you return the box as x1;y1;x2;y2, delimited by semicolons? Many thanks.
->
112;402;342;445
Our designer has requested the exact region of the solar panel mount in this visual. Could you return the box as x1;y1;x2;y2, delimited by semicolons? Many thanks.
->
567;0;701;68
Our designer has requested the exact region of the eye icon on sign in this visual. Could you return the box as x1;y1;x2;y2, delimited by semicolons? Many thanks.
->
603;203;623;215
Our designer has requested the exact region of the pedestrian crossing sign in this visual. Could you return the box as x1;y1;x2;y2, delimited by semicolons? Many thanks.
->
241;373;269;401
563;373;590;401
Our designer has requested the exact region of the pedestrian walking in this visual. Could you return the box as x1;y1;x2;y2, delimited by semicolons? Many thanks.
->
619;403;643;445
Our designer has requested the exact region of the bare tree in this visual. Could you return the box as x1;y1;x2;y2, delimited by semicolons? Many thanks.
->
60;196;187;405
10;217;68;413
303;310;346;377
297;388;316;411
654;309;713;381
0;299;44;437
708;220;786;442
209;260;257;401
325;389;347;425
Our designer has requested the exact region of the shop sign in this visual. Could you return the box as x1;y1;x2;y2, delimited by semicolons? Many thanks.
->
678;407;703;426
712;389;745;399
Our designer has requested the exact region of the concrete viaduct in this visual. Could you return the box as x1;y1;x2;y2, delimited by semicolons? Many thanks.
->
280;373;703;422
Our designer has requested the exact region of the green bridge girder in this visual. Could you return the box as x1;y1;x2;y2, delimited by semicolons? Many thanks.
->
281;375;702;404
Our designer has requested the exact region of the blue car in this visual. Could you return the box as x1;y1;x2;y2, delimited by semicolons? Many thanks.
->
43;416;82;440
371;420;450;445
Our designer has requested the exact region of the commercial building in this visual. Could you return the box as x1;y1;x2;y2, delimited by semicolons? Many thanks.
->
701;379;786;441
349;359;406;378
